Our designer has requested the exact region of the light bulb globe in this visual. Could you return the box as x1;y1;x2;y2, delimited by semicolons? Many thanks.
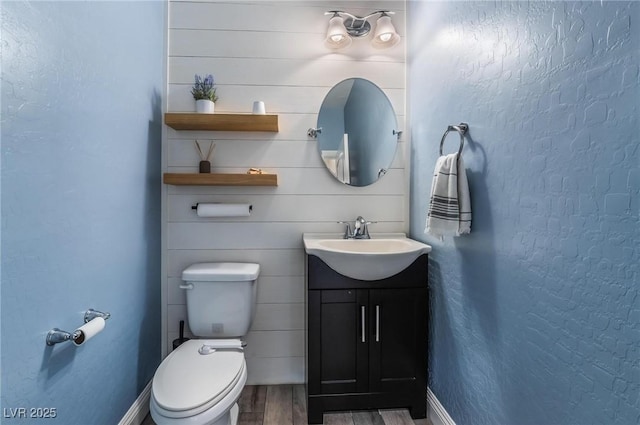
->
325;15;352;49
372;15;400;49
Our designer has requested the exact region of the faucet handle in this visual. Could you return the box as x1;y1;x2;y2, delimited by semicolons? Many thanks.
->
337;221;353;239
362;220;377;238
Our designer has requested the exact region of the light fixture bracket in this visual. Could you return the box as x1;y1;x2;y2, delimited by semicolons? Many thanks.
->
325;10;394;38
343;18;371;37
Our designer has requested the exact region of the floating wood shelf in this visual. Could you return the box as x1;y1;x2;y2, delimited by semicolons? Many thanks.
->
163;173;278;186
164;113;279;132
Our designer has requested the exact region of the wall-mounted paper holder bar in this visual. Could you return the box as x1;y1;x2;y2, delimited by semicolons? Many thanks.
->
84;309;111;323
190;203;253;217
46;309;111;346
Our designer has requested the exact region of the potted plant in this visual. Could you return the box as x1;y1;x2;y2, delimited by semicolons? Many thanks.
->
191;74;218;113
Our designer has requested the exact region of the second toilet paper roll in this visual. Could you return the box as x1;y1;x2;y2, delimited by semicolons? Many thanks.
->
73;317;105;346
196;203;252;217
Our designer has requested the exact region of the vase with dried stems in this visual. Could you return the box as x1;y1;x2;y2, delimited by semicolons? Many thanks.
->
194;140;215;173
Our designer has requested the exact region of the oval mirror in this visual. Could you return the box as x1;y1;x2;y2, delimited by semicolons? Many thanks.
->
316;78;398;186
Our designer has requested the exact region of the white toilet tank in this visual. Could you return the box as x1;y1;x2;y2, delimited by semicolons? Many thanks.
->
181;262;259;338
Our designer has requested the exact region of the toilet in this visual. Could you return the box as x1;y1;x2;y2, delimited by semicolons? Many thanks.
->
150;262;259;425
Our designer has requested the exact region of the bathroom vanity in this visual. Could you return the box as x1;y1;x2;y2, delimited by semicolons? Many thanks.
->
305;252;428;423
303;76;430;422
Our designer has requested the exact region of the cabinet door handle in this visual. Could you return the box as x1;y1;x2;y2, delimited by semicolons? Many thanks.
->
361;306;366;343
375;305;380;342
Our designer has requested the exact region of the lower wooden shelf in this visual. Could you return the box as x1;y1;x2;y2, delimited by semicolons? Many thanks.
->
163;173;277;186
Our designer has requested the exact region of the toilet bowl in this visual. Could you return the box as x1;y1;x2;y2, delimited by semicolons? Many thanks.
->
150;263;260;425
150;339;246;425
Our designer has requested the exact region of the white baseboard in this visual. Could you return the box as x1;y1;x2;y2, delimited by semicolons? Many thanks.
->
119;380;152;425
427;387;456;425
121;381;450;425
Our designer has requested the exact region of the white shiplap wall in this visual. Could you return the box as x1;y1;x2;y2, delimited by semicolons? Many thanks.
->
164;0;407;384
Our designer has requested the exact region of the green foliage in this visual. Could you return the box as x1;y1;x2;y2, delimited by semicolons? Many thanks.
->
191;74;218;102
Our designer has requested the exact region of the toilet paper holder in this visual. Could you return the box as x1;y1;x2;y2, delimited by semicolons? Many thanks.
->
46;309;111;346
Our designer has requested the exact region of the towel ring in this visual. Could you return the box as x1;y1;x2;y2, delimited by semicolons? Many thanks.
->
439;123;469;156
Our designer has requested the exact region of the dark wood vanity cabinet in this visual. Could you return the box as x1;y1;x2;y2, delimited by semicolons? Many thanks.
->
306;255;428;424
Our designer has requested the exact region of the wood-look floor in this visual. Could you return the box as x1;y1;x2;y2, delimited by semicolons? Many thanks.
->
143;384;432;425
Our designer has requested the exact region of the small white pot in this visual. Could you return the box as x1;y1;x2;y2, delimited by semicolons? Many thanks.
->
196;99;215;114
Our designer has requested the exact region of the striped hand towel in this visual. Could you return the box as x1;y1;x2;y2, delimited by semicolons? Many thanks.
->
425;153;471;237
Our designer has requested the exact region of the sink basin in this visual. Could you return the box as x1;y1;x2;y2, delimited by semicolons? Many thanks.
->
303;233;432;281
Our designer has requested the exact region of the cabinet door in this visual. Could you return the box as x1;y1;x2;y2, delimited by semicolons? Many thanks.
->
368;288;428;393
308;289;369;395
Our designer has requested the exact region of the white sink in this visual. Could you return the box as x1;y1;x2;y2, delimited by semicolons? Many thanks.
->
303;233;432;281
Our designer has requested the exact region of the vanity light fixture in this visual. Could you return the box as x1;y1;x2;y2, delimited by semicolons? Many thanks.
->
324;10;400;50
325;12;352;49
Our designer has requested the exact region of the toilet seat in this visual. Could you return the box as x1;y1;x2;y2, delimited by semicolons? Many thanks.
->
150;366;246;425
152;339;245;419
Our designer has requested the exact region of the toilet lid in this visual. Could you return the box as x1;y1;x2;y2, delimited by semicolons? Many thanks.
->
152;339;244;412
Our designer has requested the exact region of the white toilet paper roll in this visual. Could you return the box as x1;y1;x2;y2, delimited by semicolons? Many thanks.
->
196;203;252;217
73;317;105;346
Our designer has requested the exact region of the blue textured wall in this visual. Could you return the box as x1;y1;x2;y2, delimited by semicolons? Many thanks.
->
407;1;639;424
1;2;163;423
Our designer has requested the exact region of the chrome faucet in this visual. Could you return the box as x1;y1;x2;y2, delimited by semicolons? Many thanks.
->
338;216;375;239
